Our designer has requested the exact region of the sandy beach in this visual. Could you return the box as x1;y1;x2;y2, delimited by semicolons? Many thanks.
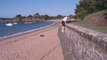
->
0;25;64;60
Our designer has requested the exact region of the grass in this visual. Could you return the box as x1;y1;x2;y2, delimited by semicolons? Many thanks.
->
72;21;107;33
84;10;107;21
71;10;107;33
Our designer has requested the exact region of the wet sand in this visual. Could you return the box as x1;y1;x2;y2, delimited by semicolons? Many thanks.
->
0;26;64;60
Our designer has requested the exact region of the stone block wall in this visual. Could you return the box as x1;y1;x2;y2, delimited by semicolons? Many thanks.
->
58;24;107;60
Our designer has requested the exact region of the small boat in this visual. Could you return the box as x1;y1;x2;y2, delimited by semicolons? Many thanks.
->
13;22;17;25
25;22;32;24
25;22;28;24
5;23;13;26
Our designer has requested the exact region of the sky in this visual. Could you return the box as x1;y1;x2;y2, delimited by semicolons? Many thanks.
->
0;0;79;18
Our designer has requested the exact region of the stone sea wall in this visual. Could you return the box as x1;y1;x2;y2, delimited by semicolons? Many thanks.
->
58;24;107;60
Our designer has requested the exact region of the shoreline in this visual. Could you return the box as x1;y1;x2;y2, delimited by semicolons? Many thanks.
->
0;23;57;45
0;23;64;60
0;22;56;40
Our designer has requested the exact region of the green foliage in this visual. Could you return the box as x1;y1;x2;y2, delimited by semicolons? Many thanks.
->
44;14;50;20
14;13;64;21
75;0;107;19
72;21;107;33
27;15;33;20
15;14;22;22
34;13;40;18
28;15;33;18
16;14;22;18
56;15;64;18
84;10;107;21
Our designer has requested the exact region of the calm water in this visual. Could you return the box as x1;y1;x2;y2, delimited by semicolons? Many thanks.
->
0;21;54;39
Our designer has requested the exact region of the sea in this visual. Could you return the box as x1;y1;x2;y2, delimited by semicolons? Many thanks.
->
0;21;54;39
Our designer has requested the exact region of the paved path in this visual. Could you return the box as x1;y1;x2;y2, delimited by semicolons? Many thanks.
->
0;26;64;60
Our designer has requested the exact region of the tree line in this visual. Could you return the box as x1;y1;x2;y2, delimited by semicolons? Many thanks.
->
75;0;107;19
0;13;65;22
14;13;65;21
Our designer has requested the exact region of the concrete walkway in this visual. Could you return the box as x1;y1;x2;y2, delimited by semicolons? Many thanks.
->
0;26;64;60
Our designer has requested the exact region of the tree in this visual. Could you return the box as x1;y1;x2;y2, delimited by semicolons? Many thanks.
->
104;0;107;9
44;14;50;20
75;0;106;19
15;14;22;22
27;15;33;20
56;15;64;18
34;13;40;18
28;15;33;19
